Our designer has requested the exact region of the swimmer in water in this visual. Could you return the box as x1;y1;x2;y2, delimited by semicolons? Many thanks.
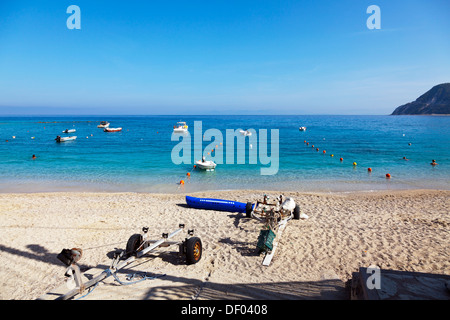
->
32;154;36;160
430;159;438;166
402;156;409;161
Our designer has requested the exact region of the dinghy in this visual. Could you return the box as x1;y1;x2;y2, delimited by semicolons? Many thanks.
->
55;135;77;142
195;156;217;170
104;127;122;132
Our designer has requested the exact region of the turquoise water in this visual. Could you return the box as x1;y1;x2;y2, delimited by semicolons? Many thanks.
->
0;115;449;193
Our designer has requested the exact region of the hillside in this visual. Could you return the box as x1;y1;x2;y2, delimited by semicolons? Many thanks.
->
392;83;450;115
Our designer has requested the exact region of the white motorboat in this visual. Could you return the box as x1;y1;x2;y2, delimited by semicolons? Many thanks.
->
98;121;110;128
173;122;188;133
239;130;252;136
55;135;77;142
62;129;76;133
299;127;307;131
196;157;217;170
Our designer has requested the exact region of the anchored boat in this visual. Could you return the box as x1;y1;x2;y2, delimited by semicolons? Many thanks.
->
97;121;110;128
55;135;77;142
195;156;217;170
173;122;188;133
104;127;122;132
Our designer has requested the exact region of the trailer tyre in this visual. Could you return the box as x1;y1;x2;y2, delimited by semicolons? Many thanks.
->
246;202;253;218
185;237;202;265
125;234;143;257
293;205;300;220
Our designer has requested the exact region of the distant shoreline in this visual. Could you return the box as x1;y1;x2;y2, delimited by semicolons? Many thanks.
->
390;114;450;116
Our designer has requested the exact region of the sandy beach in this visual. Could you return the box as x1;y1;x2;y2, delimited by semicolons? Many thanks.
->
0;189;448;300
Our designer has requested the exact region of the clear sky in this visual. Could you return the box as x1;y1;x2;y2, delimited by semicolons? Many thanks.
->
0;0;449;115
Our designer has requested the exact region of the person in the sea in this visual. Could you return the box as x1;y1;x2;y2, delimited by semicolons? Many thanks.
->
431;159;438;166
32;154;36;160
402;156;409;161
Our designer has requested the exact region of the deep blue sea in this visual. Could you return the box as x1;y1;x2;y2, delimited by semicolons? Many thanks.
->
0;115;449;193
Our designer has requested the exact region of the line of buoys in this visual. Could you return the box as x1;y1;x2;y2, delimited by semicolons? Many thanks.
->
303;139;399;180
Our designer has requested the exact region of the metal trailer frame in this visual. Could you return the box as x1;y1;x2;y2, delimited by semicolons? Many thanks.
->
50;224;201;300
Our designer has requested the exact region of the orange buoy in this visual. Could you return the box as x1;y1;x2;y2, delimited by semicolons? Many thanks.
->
316;148;319;151
215;145;218;148
330;154;334;157
187;172;190;177
323;150;326;154
340;158;343;161
306;143;309;145
386;173;391;179
180;180;185;184
353;162;357;166
368;168;372;172
193;165;196;169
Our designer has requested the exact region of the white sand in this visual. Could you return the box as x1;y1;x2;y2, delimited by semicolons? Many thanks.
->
0;189;448;300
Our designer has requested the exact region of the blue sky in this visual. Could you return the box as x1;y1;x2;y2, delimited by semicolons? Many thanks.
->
0;0;449;115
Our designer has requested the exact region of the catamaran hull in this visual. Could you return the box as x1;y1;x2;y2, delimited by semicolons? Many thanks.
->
186;196;253;213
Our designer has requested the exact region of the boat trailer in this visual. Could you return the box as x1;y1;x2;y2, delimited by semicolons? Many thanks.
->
48;224;202;300
186;194;307;266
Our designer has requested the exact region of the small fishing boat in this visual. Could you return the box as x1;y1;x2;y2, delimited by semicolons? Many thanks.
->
196;157;217;170
104;127;122;132
62;129;76;133
173;122;188;133
55;135;77;142
97;121;110;128
240;129;252;136
299;126;307;131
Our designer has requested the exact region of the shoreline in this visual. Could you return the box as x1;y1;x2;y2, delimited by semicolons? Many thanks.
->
1;189;448;300
0;186;448;196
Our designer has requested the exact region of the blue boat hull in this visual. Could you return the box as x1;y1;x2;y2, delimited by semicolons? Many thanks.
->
185;196;252;213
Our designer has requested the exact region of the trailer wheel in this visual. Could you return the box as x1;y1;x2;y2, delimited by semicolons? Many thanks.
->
185;237;202;265
246;202;253;218
293;205;300;220
125;234;143;257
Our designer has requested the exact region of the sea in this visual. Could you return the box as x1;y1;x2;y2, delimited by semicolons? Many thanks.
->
0;115;449;193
